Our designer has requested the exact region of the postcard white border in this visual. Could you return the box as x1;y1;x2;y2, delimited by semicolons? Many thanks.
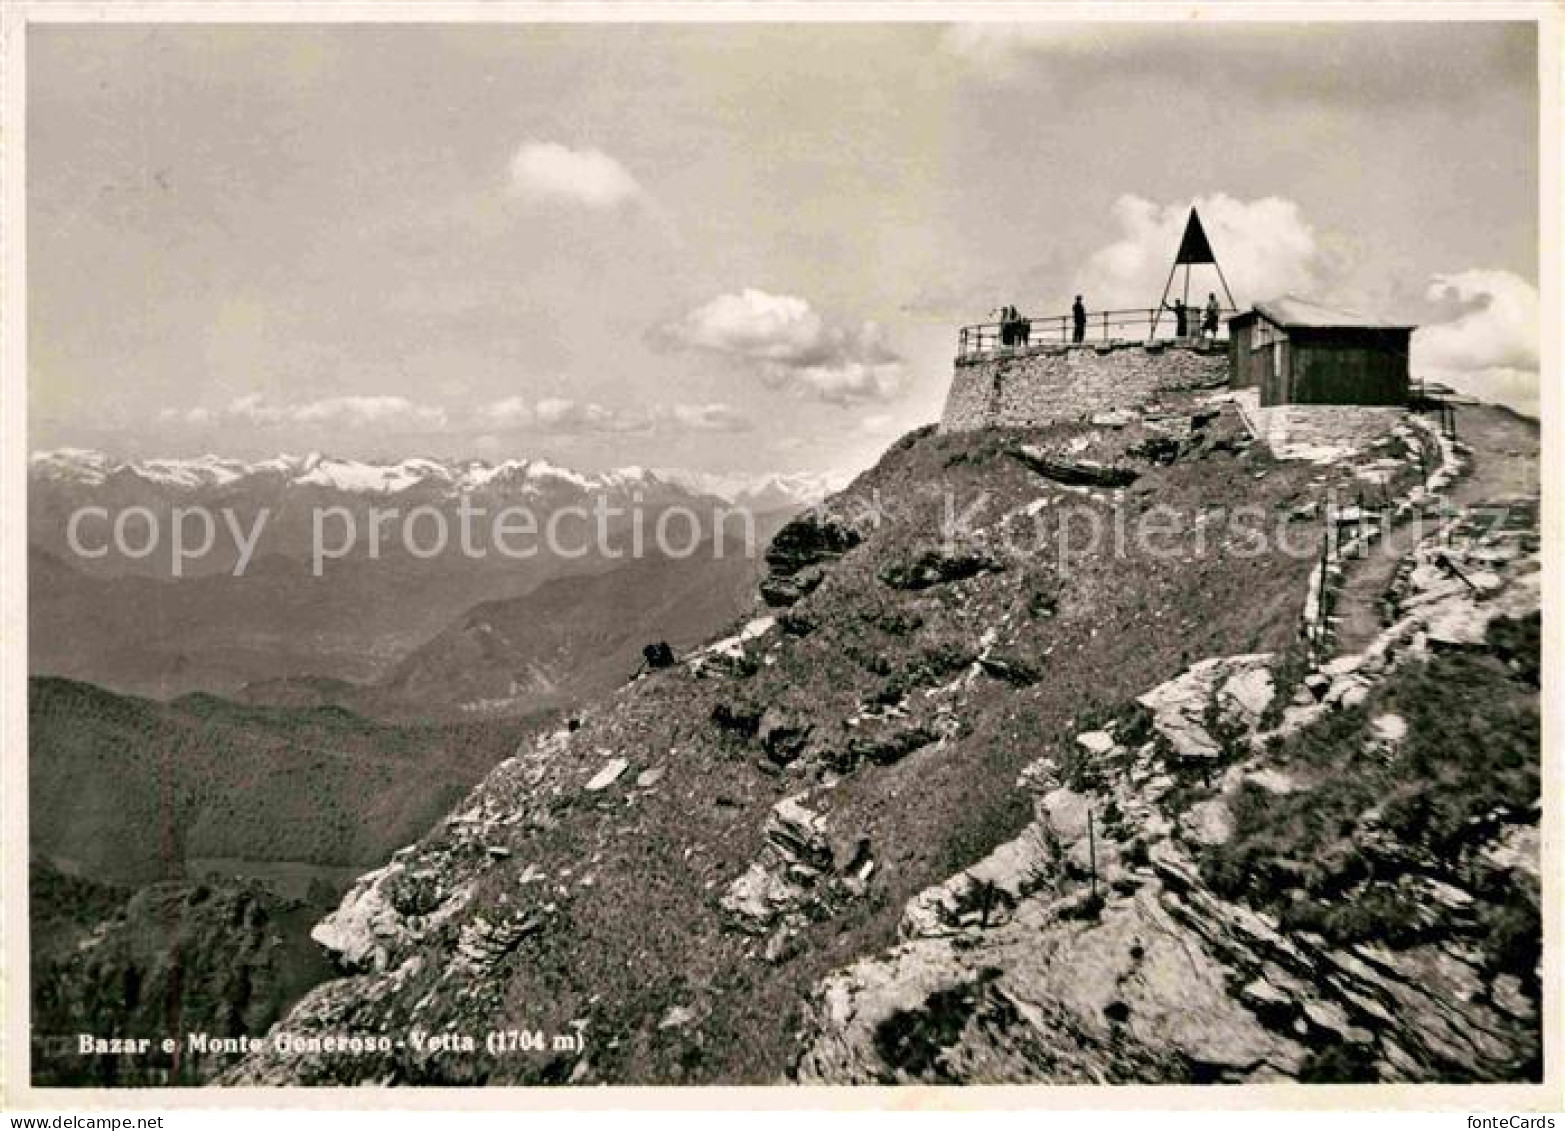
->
1;0;1559;1112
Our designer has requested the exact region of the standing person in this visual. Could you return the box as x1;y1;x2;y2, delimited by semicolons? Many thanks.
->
1202;293;1221;341
1072;295;1086;344
1163;298;1189;339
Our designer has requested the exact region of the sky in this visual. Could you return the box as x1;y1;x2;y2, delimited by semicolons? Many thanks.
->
28;19;1541;474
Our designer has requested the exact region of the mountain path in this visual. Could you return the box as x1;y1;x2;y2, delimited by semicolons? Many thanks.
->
1330;404;1539;657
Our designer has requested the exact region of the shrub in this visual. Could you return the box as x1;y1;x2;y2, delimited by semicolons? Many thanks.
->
1199;648;1539;960
1487;612;1540;688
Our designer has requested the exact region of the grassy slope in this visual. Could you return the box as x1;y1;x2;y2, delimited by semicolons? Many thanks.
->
237;404;1384;1084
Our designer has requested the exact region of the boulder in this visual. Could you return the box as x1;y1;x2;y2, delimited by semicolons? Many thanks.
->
719;862;806;935
1137;654;1274;760
765;795;834;872
1219;666;1275;723
1324;675;1372;709
1369;713;1408;745
764;512;862;575
760;566;824;608
1127;435;1182;466
1075;730;1117;756
658;1004;697;1030
977;650;1042;687
584;757;629;792
1181;798;1235;847
760;512;861;606
901;825;1052;938
1243;767;1300;795
758;707;813;766
1011;444;1139;488
1321;654;1365;678
878;547;1002;591
1039;787;1092;844
846;721;936;768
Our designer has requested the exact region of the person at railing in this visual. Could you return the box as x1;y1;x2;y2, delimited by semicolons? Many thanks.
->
1202;293;1221;342
997;305;1032;349
1008;306;1029;348
1162;298;1189;340
1071;296;1086;344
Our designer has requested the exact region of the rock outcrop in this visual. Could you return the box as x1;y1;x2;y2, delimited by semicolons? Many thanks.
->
761;512;864;607
793;410;1542;1086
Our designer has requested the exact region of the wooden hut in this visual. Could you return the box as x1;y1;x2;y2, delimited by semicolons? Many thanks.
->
1228;296;1414;407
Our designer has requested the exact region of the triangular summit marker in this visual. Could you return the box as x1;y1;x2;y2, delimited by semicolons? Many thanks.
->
1151;206;1237;336
1174;208;1217;266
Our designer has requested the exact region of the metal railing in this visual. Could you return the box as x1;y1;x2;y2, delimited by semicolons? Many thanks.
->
957;306;1234;361
1410;377;1459;442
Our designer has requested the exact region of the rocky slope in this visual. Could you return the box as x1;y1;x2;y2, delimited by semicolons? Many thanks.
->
31;865;337;1085
794;407;1541;1084
219;393;1540;1087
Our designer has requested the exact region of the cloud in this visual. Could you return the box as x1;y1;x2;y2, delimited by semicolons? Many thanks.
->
225;394;449;431
157;406;215;426
481;395;535;427
507;142;648;209
157;394;448;433
483;396;753;436
666;402;755;433
532;397;646;434
1412;270;1539;415
940;23;1533;107
154;393;754;440
1077;194;1326;312
656;288;907;405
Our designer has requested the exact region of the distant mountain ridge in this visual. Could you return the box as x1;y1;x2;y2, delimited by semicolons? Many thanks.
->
28;450;813;709
30;448;849;507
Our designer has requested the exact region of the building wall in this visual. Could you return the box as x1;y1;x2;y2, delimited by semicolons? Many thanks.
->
1258;339;1293;405
1229;323;1259;388
1233;321;1409;409
1283;329;1410;407
1250;404;1406;456
940;342;1231;432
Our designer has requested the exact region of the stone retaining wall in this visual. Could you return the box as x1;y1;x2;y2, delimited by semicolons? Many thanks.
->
1250;405;1406;460
940;342;1231;432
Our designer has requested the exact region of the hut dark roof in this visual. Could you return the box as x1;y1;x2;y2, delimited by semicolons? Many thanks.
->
1229;295;1416;332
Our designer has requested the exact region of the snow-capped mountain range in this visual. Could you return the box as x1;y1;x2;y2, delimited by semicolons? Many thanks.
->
29;449;850;508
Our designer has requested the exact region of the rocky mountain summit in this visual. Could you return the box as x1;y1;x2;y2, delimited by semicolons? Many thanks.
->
220;392;1540;1086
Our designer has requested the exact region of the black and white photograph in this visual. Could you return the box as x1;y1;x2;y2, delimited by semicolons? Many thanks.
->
1;2;1557;1113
